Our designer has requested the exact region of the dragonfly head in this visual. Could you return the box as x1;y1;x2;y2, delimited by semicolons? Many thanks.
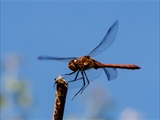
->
68;59;78;71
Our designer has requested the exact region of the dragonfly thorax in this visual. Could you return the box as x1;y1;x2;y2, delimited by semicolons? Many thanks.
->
68;56;96;71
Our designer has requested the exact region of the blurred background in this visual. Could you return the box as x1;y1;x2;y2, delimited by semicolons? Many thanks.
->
1;1;159;120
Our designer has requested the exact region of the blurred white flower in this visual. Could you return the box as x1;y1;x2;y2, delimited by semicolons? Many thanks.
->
119;108;145;120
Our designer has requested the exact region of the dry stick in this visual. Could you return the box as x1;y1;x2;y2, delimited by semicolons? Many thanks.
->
53;76;68;120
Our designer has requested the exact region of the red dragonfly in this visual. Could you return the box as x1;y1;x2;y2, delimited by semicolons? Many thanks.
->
38;20;141;99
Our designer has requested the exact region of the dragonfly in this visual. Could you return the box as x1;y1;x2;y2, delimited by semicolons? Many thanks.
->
38;20;141;100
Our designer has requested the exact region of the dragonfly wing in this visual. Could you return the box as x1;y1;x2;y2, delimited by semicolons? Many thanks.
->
88;20;119;57
103;68;118;80
85;68;102;82
38;56;77;62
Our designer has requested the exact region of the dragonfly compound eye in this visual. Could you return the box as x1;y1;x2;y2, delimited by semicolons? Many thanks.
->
68;59;78;71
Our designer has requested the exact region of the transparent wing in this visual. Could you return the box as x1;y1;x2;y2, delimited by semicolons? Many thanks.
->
88;20;119;57
103;68;118;80
38;56;77;62
63;68;102;89
85;68;102;82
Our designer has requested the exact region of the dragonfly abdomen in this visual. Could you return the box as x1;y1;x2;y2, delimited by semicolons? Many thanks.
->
99;64;141;70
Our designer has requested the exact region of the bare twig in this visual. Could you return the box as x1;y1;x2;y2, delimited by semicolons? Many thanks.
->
53;76;68;120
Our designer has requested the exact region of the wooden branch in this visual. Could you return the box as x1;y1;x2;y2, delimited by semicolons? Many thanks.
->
53;76;68;120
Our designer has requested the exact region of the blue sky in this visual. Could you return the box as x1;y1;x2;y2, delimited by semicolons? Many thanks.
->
1;1;159;120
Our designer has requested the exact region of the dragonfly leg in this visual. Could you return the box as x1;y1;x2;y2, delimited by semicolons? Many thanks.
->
71;71;86;100
62;71;76;76
68;70;80;83
80;71;90;94
76;77;83;81
70;77;83;81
